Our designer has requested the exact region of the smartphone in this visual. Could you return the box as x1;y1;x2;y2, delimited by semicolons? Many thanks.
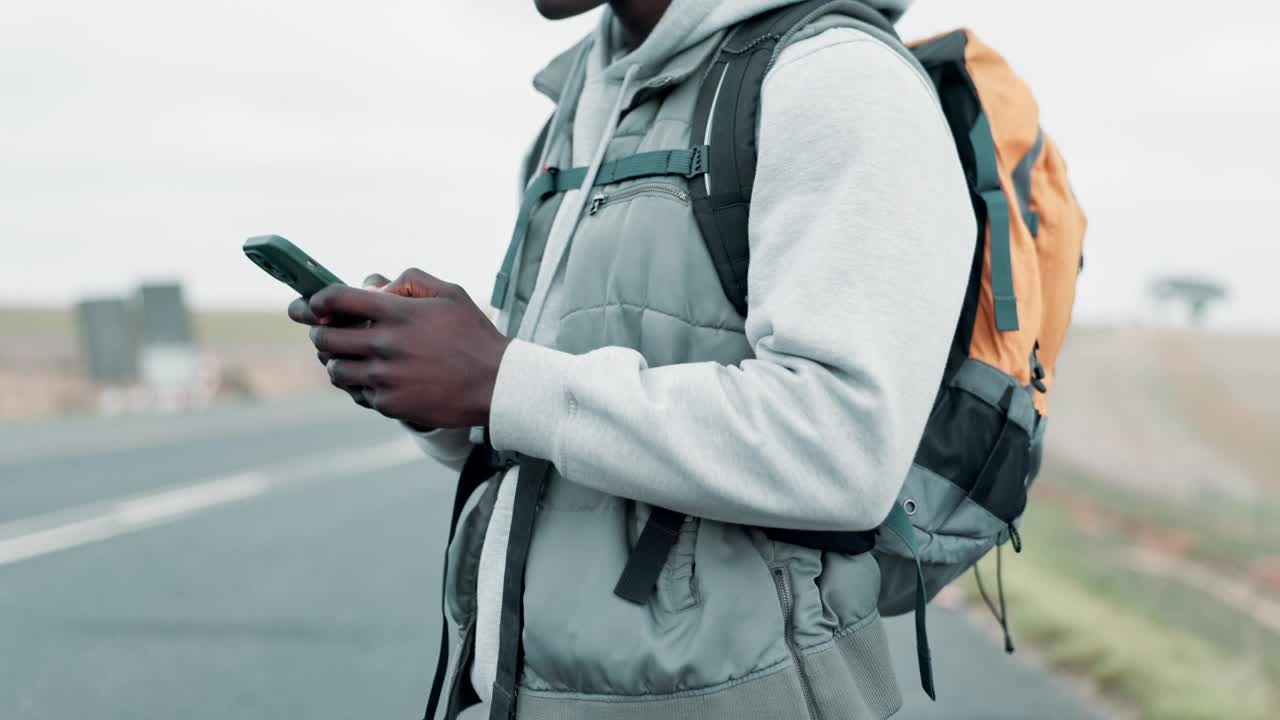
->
243;234;345;298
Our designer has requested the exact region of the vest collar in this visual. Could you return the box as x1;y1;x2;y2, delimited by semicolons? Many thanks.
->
532;29;727;111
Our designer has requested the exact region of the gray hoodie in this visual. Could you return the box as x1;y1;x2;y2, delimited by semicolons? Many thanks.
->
414;0;975;712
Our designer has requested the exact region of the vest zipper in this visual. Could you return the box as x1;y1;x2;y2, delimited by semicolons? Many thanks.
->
588;183;691;215
770;566;820;720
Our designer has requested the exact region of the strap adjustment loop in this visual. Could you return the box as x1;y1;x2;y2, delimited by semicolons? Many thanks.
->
685;145;710;178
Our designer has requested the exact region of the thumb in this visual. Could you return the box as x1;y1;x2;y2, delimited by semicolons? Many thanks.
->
361;273;391;290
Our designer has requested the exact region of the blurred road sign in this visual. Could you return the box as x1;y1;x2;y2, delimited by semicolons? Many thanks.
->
75;298;139;383
133;282;193;345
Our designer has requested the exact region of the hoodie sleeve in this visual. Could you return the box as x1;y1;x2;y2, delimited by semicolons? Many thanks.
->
488;28;976;532
402;425;474;472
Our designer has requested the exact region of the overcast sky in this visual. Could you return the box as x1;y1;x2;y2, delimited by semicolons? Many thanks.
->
2;0;1277;330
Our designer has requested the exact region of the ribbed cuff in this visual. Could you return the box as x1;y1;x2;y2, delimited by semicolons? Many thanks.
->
488;339;575;463
400;423;473;469
400;421;440;437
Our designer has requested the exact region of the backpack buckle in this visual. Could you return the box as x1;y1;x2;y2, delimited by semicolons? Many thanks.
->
482;425;523;470
685;145;710;178
484;447;521;473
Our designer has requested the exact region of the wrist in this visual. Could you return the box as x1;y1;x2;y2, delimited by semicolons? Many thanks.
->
475;335;514;427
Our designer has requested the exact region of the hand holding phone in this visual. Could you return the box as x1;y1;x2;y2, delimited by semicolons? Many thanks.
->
247;234;385;410
246;233;374;330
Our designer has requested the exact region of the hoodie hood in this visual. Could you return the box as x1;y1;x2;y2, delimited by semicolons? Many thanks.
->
533;1;915;104
596;0;915;86
595;0;802;85
535;0;919;165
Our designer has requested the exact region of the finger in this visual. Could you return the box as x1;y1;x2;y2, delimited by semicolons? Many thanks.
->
326;357;374;389
317;348;368;367
288;296;321;325
309;285;392;323
309;325;385;357
384;268;463;299
362;273;391;289
343;386;372;409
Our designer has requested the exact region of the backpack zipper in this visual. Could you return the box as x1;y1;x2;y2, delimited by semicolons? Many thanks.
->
770;566;820;720
1029;340;1047;393
588;183;690;215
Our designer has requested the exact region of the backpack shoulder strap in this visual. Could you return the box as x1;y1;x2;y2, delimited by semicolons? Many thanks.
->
690;0;903;316
521;114;554;189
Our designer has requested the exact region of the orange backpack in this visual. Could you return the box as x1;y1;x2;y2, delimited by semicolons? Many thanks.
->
911;30;1088;415
680;2;1088;700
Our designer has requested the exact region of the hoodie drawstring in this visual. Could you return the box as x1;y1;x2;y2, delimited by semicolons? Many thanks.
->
974;537;1018;654
572;64;639;210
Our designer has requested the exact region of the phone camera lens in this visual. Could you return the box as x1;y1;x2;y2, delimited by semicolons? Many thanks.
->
247;249;296;285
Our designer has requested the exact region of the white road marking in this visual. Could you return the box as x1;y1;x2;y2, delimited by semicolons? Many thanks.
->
0;437;424;567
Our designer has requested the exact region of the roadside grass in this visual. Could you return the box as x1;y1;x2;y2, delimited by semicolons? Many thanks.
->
191;309;307;349
963;474;1280;720
0;305;305;349
0;305;75;339
0;305;319;420
1040;452;1280;578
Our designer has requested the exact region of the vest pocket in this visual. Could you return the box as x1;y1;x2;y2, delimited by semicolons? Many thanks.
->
586;181;691;216
659;515;700;612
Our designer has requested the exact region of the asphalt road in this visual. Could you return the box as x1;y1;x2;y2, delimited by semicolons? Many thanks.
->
0;394;1101;719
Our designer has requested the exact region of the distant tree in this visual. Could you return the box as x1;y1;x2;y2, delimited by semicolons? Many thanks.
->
1149;275;1228;327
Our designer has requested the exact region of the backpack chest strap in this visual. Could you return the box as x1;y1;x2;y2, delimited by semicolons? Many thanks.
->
490;146;710;309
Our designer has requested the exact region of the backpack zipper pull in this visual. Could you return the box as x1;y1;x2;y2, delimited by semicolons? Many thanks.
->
1007;523;1022;553
589;193;607;215
996;543;1015;654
